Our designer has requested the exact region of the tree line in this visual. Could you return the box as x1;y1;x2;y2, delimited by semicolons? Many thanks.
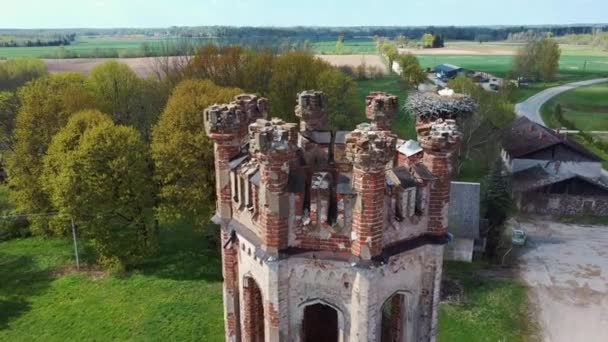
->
0;45;365;270
0;34;76;48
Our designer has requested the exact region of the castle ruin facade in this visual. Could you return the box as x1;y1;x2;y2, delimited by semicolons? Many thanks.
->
204;90;465;342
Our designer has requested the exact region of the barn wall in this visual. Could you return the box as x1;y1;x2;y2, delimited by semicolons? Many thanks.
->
517;193;608;216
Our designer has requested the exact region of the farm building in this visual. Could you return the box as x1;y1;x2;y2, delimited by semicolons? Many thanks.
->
502;117;608;216
434;64;470;80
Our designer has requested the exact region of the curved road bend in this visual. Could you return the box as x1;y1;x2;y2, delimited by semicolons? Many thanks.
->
515;78;608;125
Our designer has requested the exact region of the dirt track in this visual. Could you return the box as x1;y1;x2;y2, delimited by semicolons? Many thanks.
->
515;217;608;342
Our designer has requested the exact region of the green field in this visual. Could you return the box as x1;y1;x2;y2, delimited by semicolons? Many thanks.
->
541;82;608;131
0;201;226;341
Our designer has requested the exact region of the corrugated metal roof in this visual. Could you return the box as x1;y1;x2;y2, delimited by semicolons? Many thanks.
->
448;182;480;239
397;140;423;157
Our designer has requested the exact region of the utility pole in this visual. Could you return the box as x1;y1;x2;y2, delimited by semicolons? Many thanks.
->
71;217;80;270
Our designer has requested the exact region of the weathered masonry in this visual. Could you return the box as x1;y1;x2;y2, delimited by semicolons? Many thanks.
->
205;90;470;341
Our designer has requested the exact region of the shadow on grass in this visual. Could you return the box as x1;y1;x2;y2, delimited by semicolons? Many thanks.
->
132;221;223;282
0;253;53;329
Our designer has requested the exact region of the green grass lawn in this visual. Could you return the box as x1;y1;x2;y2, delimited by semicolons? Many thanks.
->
541;82;608;131
438;261;538;342
0;222;225;341
354;75;416;139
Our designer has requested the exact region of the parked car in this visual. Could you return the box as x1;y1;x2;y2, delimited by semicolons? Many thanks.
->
489;83;499;91
512;229;527;246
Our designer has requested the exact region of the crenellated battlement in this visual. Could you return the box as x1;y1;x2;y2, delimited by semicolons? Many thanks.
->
366;91;399;130
248;118;299;156
203;103;247;137
234;94;268;122
345;123;397;171
418;119;461;152
295;90;328;131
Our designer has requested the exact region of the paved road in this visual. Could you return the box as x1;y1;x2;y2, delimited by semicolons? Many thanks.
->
515;218;608;342
515;78;608;125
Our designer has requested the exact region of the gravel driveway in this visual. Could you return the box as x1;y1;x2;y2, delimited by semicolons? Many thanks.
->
515;218;608;342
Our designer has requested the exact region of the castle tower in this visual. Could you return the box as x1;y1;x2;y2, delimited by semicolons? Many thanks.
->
248;118;299;254
366;92;399;131
206;90;466;342
345;124;397;259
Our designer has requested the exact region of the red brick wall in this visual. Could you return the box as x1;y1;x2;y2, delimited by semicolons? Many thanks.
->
242;277;265;342
423;151;451;235
213;137;241;218
351;167;386;258
221;230;239;340
258;152;294;251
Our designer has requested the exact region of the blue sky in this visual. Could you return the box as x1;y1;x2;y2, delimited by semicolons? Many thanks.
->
3;0;607;28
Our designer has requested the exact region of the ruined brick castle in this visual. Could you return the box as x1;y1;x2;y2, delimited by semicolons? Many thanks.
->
204;90;464;342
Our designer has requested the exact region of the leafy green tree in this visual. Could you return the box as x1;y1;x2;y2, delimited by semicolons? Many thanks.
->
0;91;18;154
396;53;427;89
45;116;154;270
483;158;512;258
8;73;96;234
447;76;515;175
0;58;48;91
316;70;360;130
86;61;142;126
379;42;399;71
422;33;434;48
513;37;561;81
151;80;242;229
538;37;561;81
269;52;331;122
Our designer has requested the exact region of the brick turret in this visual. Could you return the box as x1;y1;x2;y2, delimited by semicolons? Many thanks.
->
234;94;268;122
295;90;328;132
345;123;397;259
204;103;250;219
366;91;399;131
414;94;470;236
249;118;299;255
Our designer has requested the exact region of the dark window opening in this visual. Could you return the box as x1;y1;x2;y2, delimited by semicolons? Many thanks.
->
381;294;406;342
